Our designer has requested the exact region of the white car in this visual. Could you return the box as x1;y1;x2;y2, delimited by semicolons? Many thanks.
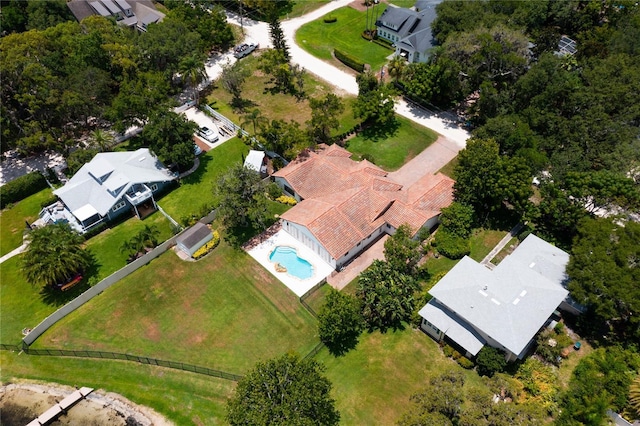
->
198;126;219;143
234;42;258;59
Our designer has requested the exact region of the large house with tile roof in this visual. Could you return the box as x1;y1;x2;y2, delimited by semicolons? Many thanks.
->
273;144;454;269
419;234;579;361
39;149;175;233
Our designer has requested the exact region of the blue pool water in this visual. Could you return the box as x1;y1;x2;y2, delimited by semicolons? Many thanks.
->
269;246;314;280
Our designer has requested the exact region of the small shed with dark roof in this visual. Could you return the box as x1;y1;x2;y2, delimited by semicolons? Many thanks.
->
176;222;213;257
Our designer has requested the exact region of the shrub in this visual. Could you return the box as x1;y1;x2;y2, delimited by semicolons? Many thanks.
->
40;195;60;209
323;15;337;23
476;346;507;377
442;344;455;358
457;356;475;369
334;49;365;73
434;230;470;259
276;195;297;206
193;230;220;259
267;182;283;200
83;222;108;240
0;171;48;209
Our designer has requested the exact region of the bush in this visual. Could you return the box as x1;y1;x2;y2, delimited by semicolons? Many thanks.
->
267;183;283;200
40;194;60;209
323;16;337;23
193;230;220;259
83;222;108;240
334;49;365;73
476;346;507;377
276;195;297;206
434;230;470;259
457;356;475;369
0;171;48;209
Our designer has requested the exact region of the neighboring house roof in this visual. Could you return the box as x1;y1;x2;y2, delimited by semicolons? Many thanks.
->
420;234;570;358
176;222;211;251
244;150;266;173
377;3;439;56
276;145;454;260
557;35;577;56
67;0;164;28
54;148;174;218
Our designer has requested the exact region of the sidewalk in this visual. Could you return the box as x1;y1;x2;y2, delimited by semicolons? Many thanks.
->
480;223;524;266
0;243;28;264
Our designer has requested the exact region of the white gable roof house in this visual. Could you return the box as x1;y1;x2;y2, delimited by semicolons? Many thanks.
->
39;149;175;233
376;1;441;64
244;150;267;176
67;0;164;32
419;234;577;361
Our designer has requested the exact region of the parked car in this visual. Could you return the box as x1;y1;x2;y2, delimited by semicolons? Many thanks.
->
194;144;203;156
234;42;258;59
198;126;219;143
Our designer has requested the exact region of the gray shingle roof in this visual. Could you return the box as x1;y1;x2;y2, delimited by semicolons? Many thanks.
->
54;148;175;218
421;234;569;358
176;222;211;250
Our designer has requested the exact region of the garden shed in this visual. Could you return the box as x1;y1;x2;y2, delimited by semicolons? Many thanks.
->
176;222;212;257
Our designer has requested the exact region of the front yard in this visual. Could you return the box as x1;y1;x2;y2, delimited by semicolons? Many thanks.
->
0;188;54;256
296;6;392;71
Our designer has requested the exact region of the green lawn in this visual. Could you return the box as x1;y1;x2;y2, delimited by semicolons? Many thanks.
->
296;6;392;71
1;351;235;425
438;156;459;179
345;116;439;171
157;137;249;221
33;242;319;374
0;188;53;256
287;0;331;18
208;55;357;134
316;327;486;425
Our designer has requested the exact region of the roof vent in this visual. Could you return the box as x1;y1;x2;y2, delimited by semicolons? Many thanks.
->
529;262;536;268
138;157;145;162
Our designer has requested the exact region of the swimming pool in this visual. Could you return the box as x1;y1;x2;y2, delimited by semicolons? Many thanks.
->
269;246;314;280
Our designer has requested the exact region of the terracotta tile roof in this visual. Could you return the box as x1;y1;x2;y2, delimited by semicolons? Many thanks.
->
277;145;455;260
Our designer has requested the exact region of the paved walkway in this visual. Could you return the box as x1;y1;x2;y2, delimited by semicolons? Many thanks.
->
0;242;27;264
388;135;460;187
480;223;525;266
327;235;388;290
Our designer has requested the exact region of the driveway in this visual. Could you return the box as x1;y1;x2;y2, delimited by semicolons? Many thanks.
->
181;107;235;150
226;0;470;152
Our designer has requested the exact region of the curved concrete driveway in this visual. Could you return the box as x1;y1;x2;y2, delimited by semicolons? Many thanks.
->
226;0;470;155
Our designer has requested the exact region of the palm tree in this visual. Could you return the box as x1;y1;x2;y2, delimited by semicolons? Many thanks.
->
387;56;406;82
630;376;640;416
22;223;90;288
138;225;160;249
179;54;208;103
241;108;269;135
89;129;115;152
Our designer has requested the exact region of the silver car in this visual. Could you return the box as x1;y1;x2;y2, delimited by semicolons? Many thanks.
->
198;126;219;143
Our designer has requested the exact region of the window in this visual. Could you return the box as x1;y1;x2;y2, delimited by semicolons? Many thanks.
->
150;183;158;192
112;201;126;212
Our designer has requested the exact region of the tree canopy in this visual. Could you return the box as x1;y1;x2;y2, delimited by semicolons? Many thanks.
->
317;288;364;356
22;223;90;288
213;163;268;231
383;224;422;276
140;110;197;171
567;217;640;341
226;353;340;426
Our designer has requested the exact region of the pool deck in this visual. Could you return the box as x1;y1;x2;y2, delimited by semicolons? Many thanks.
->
246;229;334;297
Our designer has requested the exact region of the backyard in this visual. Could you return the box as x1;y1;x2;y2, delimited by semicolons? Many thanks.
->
295;5;392;71
32;242;320;374
0;188;54;256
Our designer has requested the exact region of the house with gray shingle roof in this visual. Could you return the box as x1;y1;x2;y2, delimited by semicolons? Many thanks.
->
273;144;454;269
376;1;440;63
39;149;175;233
419;234;576;361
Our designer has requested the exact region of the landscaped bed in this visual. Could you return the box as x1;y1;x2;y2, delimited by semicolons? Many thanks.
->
32;242;320;374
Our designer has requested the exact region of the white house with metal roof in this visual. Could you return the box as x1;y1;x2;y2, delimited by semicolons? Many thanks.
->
39;149;175;233
376;1;441;63
419;234;575;361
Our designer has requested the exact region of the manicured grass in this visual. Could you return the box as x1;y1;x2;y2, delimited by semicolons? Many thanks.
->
316;327;485;425
34;242;319;374
424;228;510;277
84;212;174;281
157;138;249;221
1;352;235;425
389;0;417;8
438;156;459;179
296;6;392;71
208;54;357;134
0;188;54;256
287;0;331;18
345;116;439;171
302;282;332;315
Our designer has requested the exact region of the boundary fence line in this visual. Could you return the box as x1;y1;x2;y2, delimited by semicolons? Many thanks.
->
0;345;243;381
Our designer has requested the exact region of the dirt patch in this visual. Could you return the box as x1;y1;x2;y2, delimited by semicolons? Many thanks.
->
0;382;173;426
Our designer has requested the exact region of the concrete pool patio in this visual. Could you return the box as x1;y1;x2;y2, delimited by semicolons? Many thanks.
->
246;229;334;297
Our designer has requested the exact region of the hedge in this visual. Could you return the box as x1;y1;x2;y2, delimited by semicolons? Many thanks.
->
323;16;337;23
0;171;48;209
433;230;470;259
334;49;365;73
